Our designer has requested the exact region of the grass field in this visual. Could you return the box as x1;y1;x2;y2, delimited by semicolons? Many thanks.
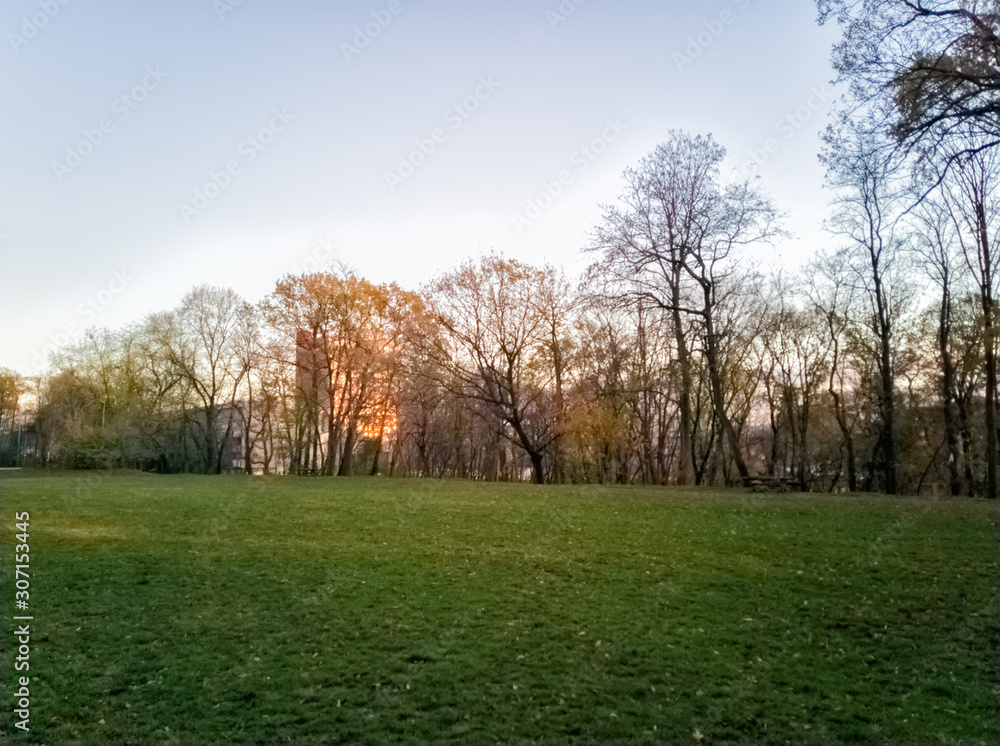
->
0;471;998;745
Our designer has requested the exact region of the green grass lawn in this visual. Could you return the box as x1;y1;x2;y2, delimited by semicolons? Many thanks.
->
0;471;998;745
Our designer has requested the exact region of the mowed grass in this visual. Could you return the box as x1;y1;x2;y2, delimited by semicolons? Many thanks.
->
0;472;998;746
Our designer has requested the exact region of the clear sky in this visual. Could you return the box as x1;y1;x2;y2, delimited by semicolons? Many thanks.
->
0;0;840;374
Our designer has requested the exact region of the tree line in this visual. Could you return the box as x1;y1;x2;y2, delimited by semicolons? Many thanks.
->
1;2;997;496
0;127;993;496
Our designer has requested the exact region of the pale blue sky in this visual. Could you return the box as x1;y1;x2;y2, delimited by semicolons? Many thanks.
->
1;0;839;373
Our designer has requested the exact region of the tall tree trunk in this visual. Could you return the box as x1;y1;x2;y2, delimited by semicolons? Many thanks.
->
784;386;800;479
528;451;545;485
982;286;998;500
370;413;387;477
701;283;750;482
828;358;857;491
977;203;998;499
871;266;898;495
325;390;337;476
338;423;356;476
763;374;780;477
551;324;566;484
310;418;320;473
205;398;217;474
958;395;976;497
797;395;810;488
339;374;367;477
369;435;383;476
672;291;695;485
879;330;897;494
507;410;545;485
216;406;236;475
939;281;963;496
180;403;188;474
293;426;303;475
243;395;254;475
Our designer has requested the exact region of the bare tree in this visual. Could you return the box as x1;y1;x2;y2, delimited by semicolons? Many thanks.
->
428;255;565;485
568;302;641;484
757;273;830;487
154;285;250;473
231;304;263;474
822;121;912;493
936;141;1000;498
818;0;1000;167
588;131;782;484
807;251;862;491
909;188;970;495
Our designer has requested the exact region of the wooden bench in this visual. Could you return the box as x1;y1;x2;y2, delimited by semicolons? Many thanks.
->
742;476;804;492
